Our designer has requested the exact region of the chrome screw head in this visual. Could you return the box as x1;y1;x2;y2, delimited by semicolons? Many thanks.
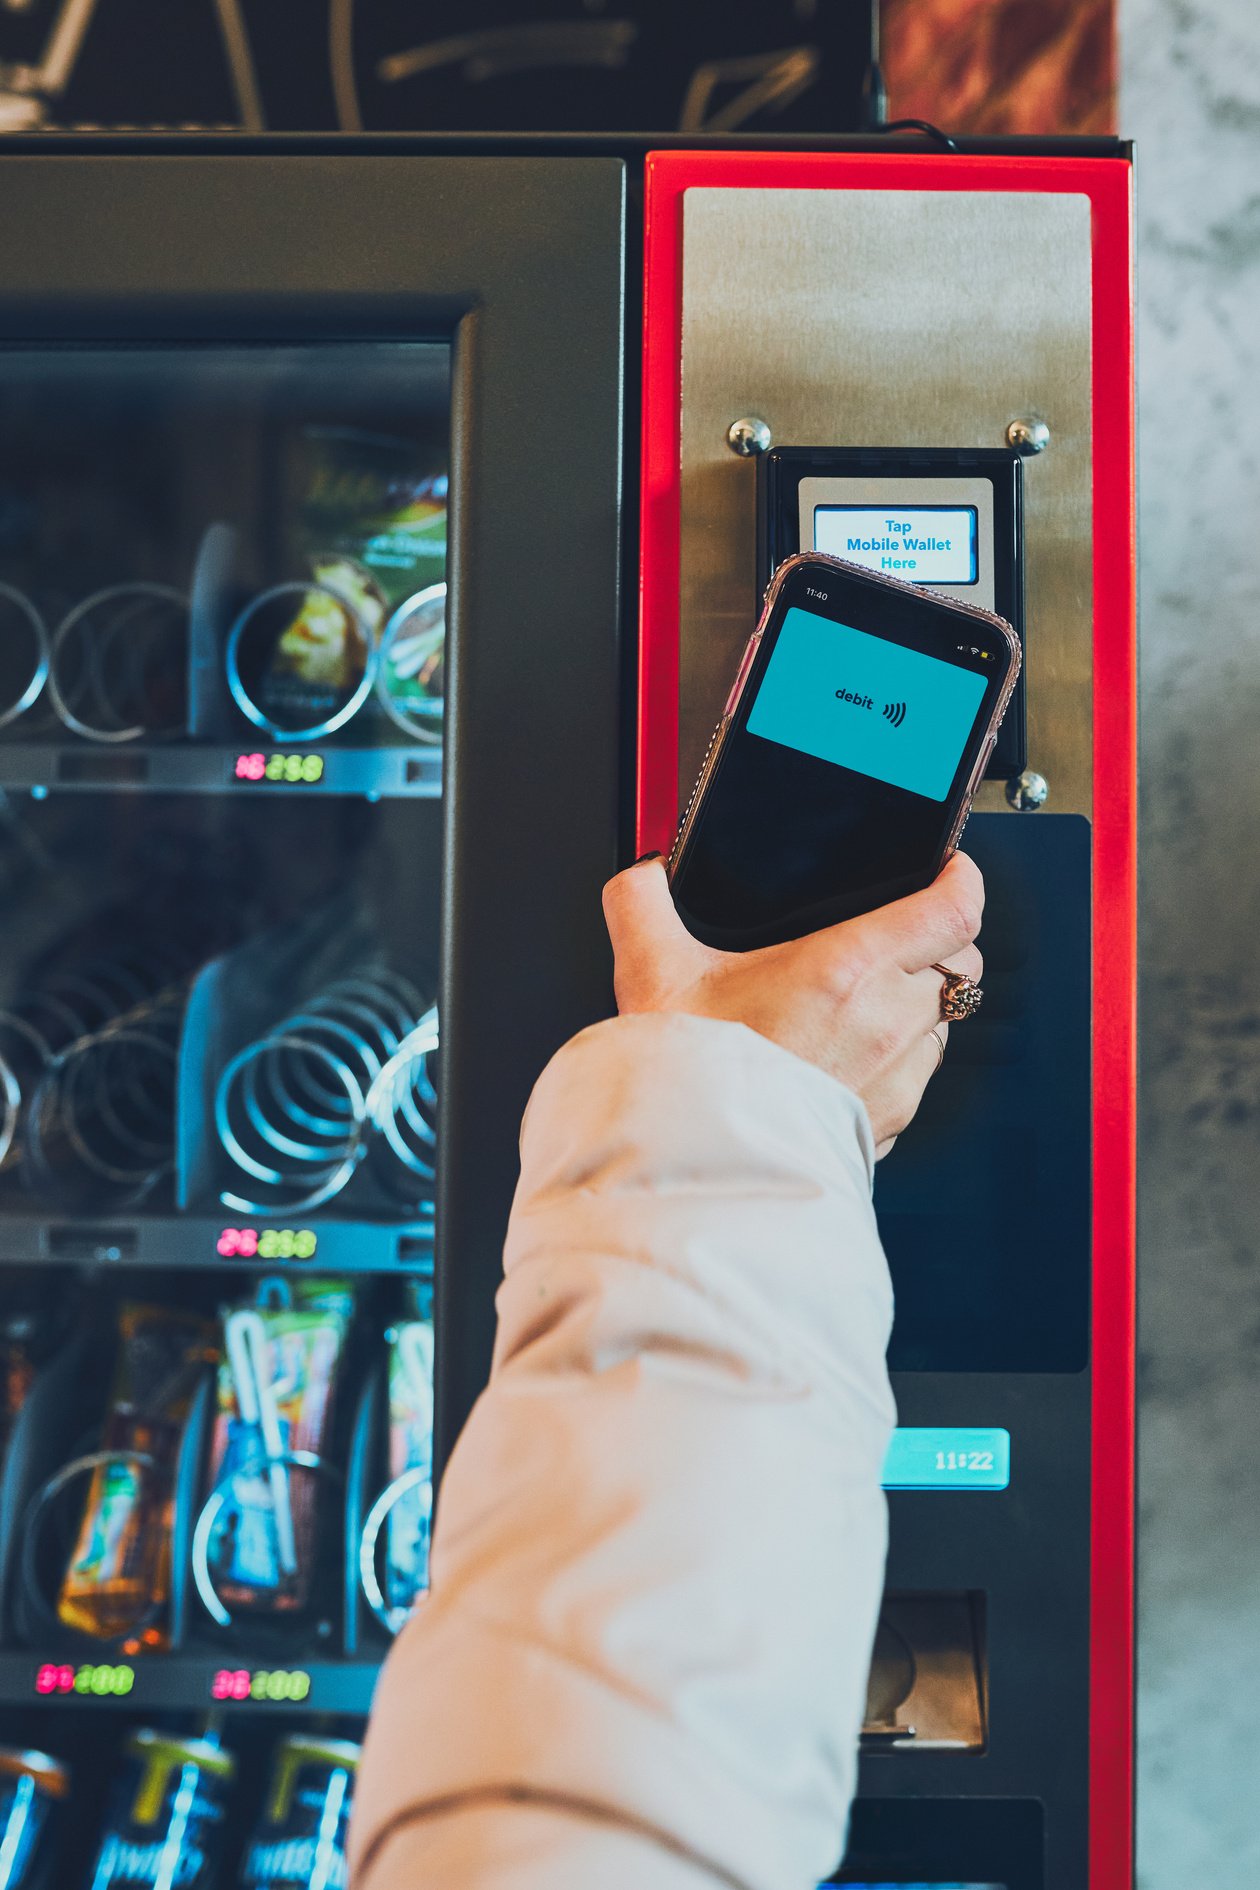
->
1006;769;1049;811
1006;417;1051;456
726;416;773;457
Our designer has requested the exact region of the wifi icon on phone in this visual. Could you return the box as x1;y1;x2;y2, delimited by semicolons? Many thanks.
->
882;700;907;729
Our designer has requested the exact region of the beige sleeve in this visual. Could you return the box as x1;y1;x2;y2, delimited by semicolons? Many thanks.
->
351;1012;896;1890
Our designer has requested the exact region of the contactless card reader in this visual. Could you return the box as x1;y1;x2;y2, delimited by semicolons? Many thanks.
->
759;447;1026;779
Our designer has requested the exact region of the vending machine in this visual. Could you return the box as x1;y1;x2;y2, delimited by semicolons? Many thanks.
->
0;132;1133;1890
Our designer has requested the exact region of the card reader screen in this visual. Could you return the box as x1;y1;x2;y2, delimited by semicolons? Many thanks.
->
814;505;979;585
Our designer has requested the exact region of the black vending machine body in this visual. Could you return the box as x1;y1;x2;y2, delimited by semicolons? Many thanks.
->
0;145;624;1883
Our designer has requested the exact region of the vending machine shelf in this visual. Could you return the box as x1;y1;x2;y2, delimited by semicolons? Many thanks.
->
0;1213;433;1274
0;744;442;799
0;1651;379;1716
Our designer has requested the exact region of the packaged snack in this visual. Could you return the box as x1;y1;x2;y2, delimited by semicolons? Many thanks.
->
293;428;447;611
0;1287;74;1474
0;1747;68;1890
226;583;371;741
270;583;370;696
87;1729;233;1890
0;1325;37;1475
289;427;448;741
384;1280;434;1616
239;1735;358;1889
203;1278;355;1616
375;583;445;743
57;1304;217;1647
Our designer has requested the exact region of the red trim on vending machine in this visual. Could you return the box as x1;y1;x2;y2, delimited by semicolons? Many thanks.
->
638;150;1136;1890
1084;158;1137;1890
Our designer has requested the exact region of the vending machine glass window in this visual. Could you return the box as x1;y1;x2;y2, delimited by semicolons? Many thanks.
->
0;338;445;1629
0;339;450;1880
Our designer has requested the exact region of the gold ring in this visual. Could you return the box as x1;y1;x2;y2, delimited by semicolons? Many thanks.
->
931;963;983;1023
930;1027;946;1071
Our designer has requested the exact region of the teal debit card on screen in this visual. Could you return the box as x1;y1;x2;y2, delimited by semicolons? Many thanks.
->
746;607;987;802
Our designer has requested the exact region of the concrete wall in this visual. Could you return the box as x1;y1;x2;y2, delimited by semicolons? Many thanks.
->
1123;1;1260;1880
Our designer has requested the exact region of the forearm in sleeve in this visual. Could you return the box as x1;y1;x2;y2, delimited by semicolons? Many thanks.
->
350;1012;896;1890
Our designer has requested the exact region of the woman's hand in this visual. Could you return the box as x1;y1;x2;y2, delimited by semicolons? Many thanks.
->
602;853;984;1158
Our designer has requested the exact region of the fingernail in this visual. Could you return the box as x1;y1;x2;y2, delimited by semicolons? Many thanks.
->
634;850;664;864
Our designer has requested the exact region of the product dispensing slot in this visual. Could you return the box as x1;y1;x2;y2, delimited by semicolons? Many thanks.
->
861;1592;987;1753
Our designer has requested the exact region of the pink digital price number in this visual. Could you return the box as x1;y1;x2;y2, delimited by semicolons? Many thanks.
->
234;752;325;784
216;1227;318;1260
212;1667;312;1704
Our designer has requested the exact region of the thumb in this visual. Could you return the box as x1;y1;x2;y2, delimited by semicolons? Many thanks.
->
602;857;695;1006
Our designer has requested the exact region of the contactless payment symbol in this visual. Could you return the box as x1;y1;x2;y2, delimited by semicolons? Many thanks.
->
882;700;907;728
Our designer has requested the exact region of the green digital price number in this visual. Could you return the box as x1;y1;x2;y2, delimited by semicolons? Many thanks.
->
212;1666;312;1703
259;1227;317;1260
235;752;325;785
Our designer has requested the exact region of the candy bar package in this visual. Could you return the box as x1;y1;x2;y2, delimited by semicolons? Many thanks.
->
58;1304;217;1646
203;1277;355;1616
0;1284;74;1478
384;1278;434;1617
292;427;447;612
0;1321;38;1478
290;427;447;740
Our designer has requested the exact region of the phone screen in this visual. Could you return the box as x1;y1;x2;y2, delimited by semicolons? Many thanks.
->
747;608;987;801
671;561;1010;946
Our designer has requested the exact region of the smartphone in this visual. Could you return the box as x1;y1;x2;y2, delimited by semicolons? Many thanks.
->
668;552;1021;949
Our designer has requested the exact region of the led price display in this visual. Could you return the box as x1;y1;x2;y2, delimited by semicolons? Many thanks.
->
880;1427;1011;1492
234;752;326;784
216;1227;318;1260
211;1667;312;1704
35;1661;134;1698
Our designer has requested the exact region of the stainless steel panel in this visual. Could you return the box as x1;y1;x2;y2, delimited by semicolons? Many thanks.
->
678;186;1094;817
